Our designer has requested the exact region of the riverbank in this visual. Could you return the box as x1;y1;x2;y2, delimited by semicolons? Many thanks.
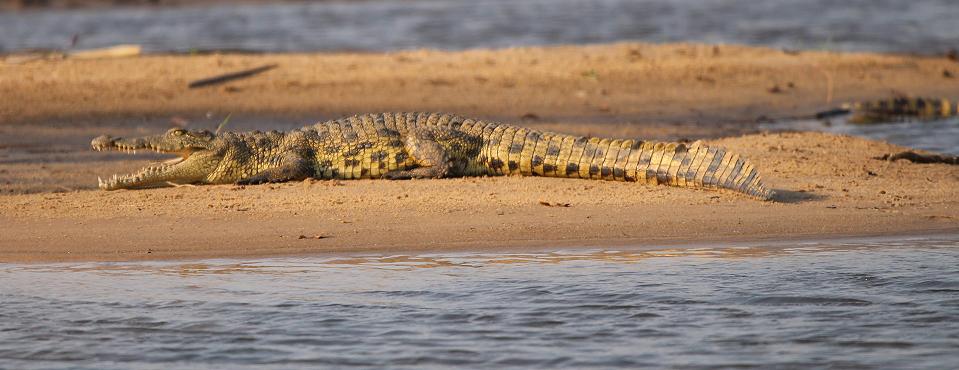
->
4;42;958;124
1;43;957;262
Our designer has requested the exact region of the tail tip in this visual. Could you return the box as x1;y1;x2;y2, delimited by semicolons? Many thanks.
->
745;186;775;201
756;188;776;201
761;189;776;201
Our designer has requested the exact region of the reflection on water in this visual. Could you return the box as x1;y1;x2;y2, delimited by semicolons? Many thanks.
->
765;117;959;154
1;0;956;54
2;236;959;369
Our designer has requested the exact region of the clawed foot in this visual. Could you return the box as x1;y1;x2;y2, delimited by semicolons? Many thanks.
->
382;171;413;180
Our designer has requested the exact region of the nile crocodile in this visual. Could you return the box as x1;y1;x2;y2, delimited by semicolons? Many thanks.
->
91;112;775;200
816;97;958;124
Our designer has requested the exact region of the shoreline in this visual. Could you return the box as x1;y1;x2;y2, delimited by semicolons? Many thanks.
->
4;232;958;266
2;42;958;263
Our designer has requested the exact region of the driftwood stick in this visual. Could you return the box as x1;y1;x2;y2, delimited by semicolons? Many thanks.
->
875;151;959;165
188;64;278;89
68;44;142;60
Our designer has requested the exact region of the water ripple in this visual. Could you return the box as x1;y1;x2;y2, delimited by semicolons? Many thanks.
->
1;236;958;369
1;0;956;54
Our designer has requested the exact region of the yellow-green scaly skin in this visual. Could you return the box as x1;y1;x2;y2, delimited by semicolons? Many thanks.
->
92;112;775;200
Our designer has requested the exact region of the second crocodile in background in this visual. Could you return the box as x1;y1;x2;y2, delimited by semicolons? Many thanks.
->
816;97;958;124
91;112;775;200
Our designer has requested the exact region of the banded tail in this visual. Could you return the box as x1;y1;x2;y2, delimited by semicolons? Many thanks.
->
457;120;774;200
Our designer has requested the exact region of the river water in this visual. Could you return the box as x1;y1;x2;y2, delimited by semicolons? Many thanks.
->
2;235;959;369
1;0;956;54
765;116;959;155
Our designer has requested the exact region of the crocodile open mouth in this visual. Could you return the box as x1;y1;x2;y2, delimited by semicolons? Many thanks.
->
91;135;195;190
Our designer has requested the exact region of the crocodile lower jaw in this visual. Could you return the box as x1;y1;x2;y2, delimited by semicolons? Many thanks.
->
97;163;178;190
94;147;190;190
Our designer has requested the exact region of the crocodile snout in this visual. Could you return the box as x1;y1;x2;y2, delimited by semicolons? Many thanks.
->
91;135;117;151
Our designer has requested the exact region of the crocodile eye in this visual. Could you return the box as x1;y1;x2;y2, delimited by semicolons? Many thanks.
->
173;129;186;136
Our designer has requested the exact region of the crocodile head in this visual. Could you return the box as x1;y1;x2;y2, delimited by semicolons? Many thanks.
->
92;128;223;190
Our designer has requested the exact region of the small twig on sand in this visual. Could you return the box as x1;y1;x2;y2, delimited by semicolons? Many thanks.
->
298;234;328;240
166;182;198;188
188;64;278;89
54;185;75;193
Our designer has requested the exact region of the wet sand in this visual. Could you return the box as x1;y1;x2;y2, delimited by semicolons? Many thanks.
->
1;43;957;262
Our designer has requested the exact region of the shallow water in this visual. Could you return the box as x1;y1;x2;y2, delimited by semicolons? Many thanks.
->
1;0;956;54
2;236;959;369
764;117;959;155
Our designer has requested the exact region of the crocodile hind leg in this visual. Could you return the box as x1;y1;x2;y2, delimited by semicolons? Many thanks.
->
235;154;311;185
384;128;452;179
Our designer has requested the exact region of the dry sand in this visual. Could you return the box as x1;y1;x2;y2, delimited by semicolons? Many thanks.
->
1;42;957;262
